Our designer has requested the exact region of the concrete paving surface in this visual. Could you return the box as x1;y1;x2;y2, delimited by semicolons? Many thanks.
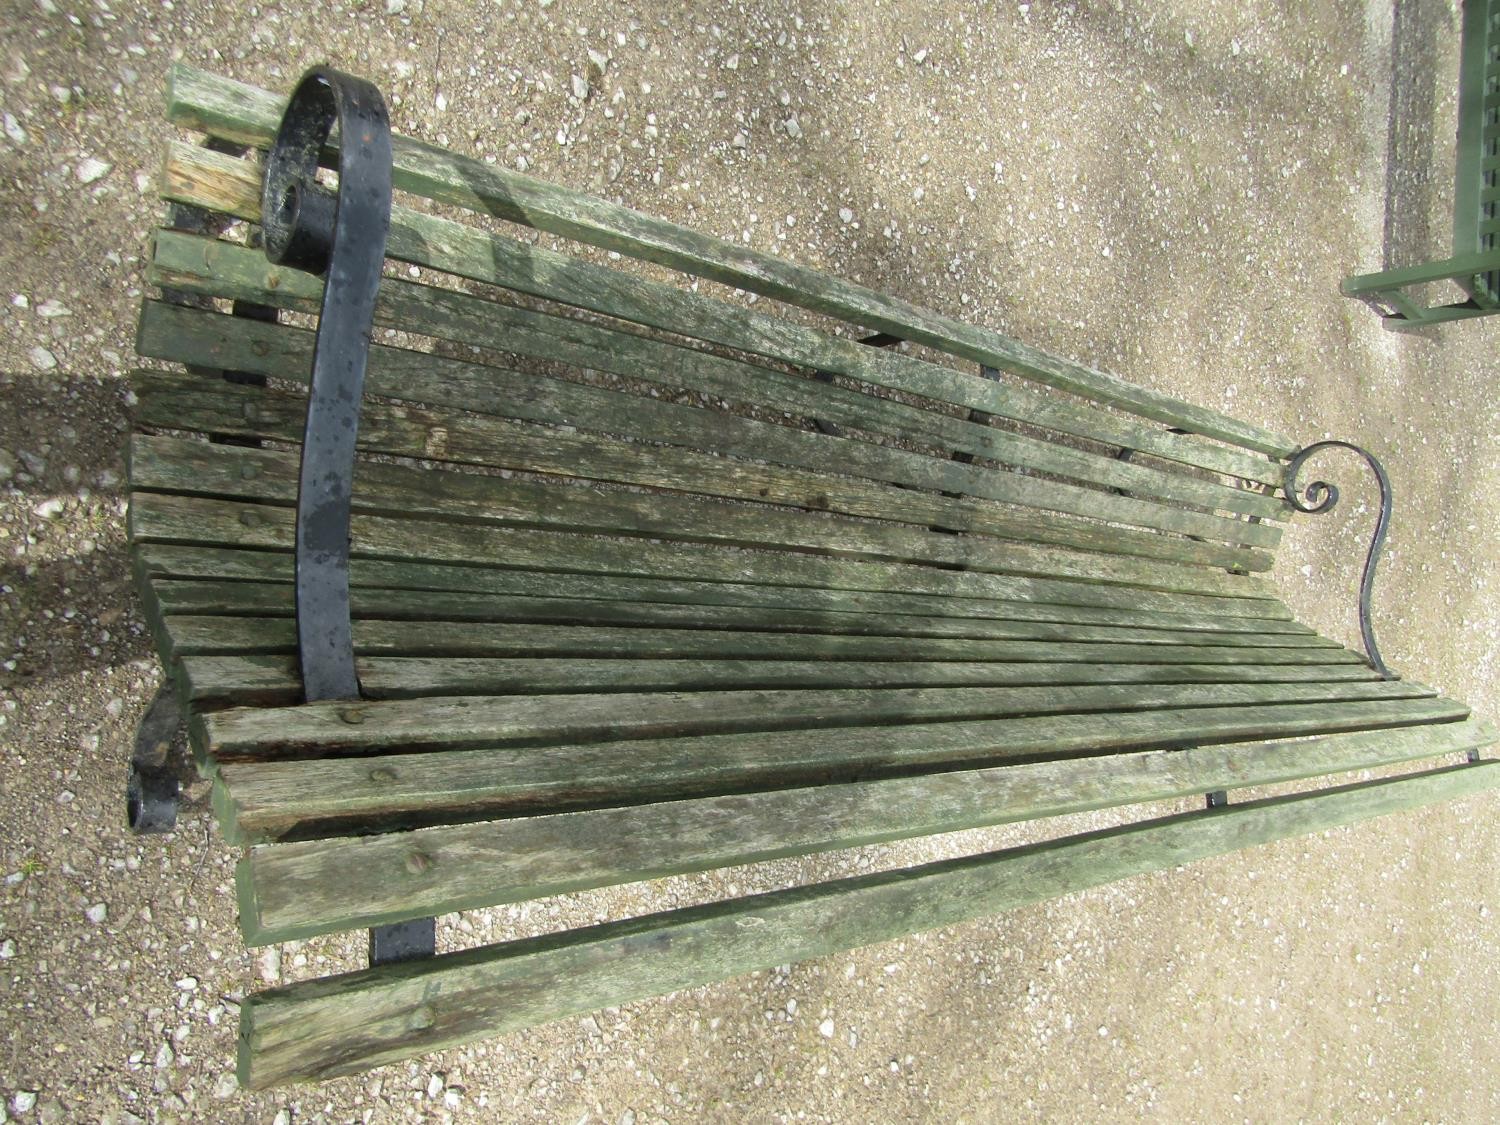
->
1;0;1497;1121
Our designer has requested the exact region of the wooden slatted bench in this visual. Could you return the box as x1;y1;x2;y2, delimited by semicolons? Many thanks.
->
125;65;1500;1089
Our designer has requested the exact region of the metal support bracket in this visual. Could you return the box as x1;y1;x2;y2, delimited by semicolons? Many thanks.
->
263;67;424;967
127;684;184;834
1283;441;1395;679
261;65;393;703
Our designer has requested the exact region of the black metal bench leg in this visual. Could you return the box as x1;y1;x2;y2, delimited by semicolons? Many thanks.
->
369;918;437;965
127;683;184;834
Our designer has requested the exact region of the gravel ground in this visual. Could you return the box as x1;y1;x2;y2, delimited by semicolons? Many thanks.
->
2;1;1498;1121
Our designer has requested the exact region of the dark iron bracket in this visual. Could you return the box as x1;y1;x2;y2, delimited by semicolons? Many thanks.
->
262;68;437;964
261;65;393;703
1283;440;1395;679
127;684;183;834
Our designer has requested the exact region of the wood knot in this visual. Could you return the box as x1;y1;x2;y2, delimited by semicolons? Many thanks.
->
338;706;366;725
404;851;432;875
237;510;259;527
250;340;270;357
367;766;397;783
239;463;257;480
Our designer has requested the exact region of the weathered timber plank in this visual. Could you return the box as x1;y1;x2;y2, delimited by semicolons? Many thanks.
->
129;432;1274;599
131;368;1278;571
154;614;1370;667
138;549;1309;636
196;680;1437;763
148;230;1288;520
158;145;1290;489
164;67;1299;457
235;761;1499;1086
134;544;1287;632
147;581;1335;653
136;301;1283;549
235;719;1499;940
159;142;1290;488
178;653;1383;709
214;695;1471;841
128;493;1290;620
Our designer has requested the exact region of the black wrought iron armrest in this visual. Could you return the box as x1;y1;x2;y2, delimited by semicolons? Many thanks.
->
1283;441;1395;679
260;66;393;703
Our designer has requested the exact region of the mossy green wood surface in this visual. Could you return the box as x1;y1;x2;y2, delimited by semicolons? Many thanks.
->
128;492;1289;620
129;432;1274;600
214;696;1468;843
133;542;1302;636
235;762;1500;1087
196;679;1436;762
146;582;1330;651
235;719;1499;941
144;568;1312;637
164;69;1298;457
131;369;1278;572
159;145;1288;488
147;230;1287;521
135;302;1283;550
154;614;1369;668
177;653;1384;709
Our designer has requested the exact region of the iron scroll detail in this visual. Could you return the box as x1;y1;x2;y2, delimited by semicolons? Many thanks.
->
1283;440;1395;680
261;67;393;702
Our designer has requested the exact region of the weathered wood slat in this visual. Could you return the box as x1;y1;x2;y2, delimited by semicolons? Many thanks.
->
161;141;1292;489
153;614;1370;667
129;493;1290;621
136;302;1285;550
147;582;1334;653
235;761;1499;1087
234;719;1499;941
177;653;1384;709
165;66;1299;457
130;433;1276;601
197;680;1438;764
159;142;1288;491
132;368;1279;572
148;230;1288;520
135;543;1290;630
215;695;1470;841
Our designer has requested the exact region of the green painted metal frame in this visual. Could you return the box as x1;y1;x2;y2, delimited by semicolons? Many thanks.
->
1344;0;1500;330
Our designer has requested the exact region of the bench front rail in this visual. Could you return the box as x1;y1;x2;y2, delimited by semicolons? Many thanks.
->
126;66;1500;1087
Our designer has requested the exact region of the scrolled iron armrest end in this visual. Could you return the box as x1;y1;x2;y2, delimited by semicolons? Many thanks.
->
1283;440;1395;680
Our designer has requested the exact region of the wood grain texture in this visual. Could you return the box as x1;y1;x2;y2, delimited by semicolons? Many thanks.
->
235;761;1500;1087
234;719;1499;940
135;301;1285;549
147;229;1289;520
176;653;1383;709
129;432;1276;600
128;492;1289;621
165;67;1299;455
131;367;1279;571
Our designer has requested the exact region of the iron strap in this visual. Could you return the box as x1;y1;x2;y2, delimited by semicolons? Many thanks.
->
261;67;393;702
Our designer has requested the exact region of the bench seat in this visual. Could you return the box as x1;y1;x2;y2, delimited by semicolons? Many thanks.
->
126;66;1500;1087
